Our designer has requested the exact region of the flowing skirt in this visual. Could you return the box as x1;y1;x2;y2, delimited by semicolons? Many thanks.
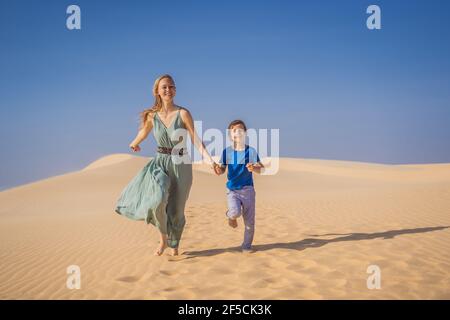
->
114;156;192;248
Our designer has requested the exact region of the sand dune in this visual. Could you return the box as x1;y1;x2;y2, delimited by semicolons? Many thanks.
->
82;153;134;171
0;154;449;299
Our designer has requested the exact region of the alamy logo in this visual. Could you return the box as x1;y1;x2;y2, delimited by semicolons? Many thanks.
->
169;123;280;175
366;5;381;30
366;265;381;289
66;265;81;289
66;5;81;30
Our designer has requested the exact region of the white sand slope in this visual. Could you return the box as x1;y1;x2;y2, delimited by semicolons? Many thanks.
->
0;154;449;299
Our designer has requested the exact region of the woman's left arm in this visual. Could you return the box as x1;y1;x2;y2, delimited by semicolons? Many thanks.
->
180;108;216;168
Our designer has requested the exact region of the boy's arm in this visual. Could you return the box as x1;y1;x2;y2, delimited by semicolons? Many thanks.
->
248;149;264;174
253;161;264;174
246;161;264;174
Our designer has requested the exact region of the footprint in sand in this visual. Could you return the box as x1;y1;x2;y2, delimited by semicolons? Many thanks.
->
162;287;177;292
159;270;176;276
167;254;190;262
116;276;140;283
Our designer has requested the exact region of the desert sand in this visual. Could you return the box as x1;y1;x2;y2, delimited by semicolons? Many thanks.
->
0;154;449;299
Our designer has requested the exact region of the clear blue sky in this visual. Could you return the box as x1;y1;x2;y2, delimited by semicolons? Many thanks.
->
1;0;450;191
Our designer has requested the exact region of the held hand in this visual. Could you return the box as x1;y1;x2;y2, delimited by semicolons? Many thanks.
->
212;162;219;175
212;162;221;175
129;143;141;152
246;163;259;172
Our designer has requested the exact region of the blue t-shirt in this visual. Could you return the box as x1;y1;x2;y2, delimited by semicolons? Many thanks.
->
219;145;261;190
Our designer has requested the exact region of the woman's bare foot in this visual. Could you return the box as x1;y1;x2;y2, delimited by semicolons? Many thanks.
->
171;248;179;256
154;241;167;256
154;233;168;256
228;218;238;228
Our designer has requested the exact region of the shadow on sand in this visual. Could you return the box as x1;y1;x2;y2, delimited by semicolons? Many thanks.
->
182;226;449;259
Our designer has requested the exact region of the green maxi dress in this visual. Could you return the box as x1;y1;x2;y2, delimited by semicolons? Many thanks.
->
114;107;193;248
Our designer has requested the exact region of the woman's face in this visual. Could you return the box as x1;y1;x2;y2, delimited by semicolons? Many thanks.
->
158;78;176;103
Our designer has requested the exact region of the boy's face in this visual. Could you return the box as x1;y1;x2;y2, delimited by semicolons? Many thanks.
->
229;124;246;142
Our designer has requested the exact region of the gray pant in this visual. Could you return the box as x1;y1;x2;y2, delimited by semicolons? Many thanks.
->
226;185;256;250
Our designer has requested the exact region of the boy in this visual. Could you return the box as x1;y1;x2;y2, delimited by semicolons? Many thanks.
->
213;120;264;252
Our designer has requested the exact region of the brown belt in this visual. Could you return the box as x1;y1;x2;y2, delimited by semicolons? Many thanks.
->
157;146;186;156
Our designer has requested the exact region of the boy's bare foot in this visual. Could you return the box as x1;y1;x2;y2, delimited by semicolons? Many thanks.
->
228;218;238;228
154;241;167;256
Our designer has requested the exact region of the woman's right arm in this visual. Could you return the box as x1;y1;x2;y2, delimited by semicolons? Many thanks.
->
129;113;153;151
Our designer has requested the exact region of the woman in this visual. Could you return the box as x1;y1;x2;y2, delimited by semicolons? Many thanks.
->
115;74;218;256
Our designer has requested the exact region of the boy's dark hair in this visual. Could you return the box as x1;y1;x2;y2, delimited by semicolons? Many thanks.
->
228;119;247;131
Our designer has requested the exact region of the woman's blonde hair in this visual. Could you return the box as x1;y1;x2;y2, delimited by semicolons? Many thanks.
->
139;74;176;129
